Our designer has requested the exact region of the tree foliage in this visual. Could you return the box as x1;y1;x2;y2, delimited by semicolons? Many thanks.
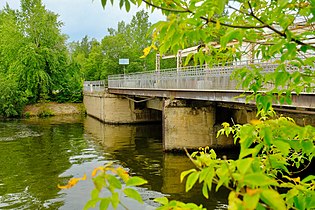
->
0;0;82;117
69;10;176;82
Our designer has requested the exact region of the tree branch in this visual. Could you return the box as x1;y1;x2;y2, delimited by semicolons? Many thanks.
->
141;0;315;49
247;1;315;50
141;0;268;29
141;0;187;13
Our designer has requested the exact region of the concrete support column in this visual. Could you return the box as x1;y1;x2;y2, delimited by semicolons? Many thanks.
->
163;99;216;151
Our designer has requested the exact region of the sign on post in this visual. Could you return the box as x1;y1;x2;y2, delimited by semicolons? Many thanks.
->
119;59;129;65
119;58;129;75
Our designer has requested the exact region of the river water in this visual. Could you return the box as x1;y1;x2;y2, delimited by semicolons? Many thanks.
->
0;115;230;210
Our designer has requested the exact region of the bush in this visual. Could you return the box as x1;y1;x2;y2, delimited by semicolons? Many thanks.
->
0;76;28;118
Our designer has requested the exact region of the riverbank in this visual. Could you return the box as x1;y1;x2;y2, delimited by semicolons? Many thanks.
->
23;102;85;117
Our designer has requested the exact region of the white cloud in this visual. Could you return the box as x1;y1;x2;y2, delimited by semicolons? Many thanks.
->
0;0;164;42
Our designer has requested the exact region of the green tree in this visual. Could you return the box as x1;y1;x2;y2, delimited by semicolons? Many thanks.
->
101;10;156;75
83;39;105;80
16;0;70;102
0;0;82;117
73;10;159;81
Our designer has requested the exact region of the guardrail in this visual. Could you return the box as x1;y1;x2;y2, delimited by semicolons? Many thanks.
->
107;61;282;90
85;58;314;92
83;80;106;92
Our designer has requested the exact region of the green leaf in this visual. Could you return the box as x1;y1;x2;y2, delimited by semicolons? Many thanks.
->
101;0;107;7
237;158;253;174
202;183;209;199
269;40;285;56
199;167;211;182
243;173;278;187
221;29;243;48
154;197;169;205
209;149;216;159
300;45;309;53
125;0;131;12
261;127;273;146
302;175;315;183
215;175;229;191
126;176;148;186
91;188;100;200
93;175;106;191
180;169;197;182
274;140;291;156
184;53;194;66
107;174;122;189
83;199;100;210
111;192;119;209
294;194;306;210
275;71;289;87
261;189;286;210
185;171;200;192
301;140;314;155
256;203;267;210
119;0;124;8
244;193;260;210
239;148;256;159
123;188;143;203
100;198;111;210
278;0;288;8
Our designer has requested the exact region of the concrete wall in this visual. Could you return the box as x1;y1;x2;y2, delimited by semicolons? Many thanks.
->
83;91;161;124
163;99;219;150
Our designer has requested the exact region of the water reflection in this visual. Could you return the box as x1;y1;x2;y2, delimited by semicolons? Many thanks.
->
0;116;85;209
84;116;229;209
0;115;230;209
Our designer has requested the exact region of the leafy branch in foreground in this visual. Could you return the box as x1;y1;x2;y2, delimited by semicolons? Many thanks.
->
179;116;315;210
58;162;147;210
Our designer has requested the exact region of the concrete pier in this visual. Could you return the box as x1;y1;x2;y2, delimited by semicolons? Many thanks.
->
83;92;161;124
163;99;218;150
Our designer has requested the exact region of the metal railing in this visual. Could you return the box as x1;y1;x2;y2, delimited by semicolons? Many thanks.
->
84;58;314;93
83;80;106;92
107;59;284;91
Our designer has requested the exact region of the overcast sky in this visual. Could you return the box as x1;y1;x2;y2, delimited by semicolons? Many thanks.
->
0;0;164;42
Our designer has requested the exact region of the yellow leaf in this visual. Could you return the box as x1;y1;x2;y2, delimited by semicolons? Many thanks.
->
216;20;221;30
141;46;151;58
91;166;105;177
58;174;87;189
116;167;130;183
292;177;300;183
250;119;262;125
222;122;230;128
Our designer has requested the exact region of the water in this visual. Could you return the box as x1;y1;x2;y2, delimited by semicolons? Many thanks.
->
0;115;229;209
